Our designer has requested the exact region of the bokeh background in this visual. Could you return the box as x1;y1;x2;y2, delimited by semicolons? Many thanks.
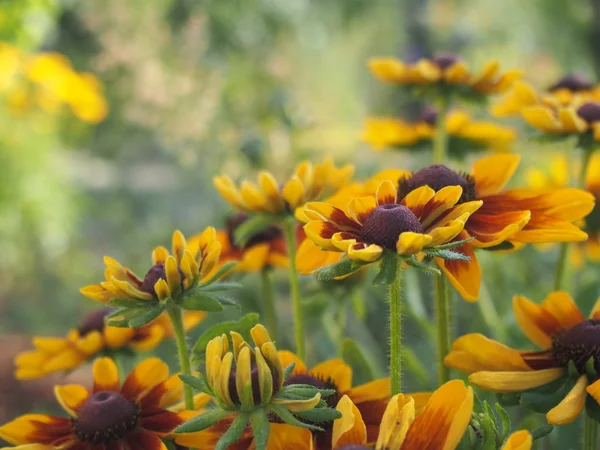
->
1;0;600;448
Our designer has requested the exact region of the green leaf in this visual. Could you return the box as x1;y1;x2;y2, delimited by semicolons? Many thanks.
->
179;374;213;395
494;403;511;444
215;414;250;450
372;253;398;287
203;281;244;292
482;241;515;252
496;392;521;407
520;375;578;414
249;409;270;450
234;215;274;247
294;406;342;424
404;257;441;275
199;262;239;286
479;401;497;450
283;362;296;380
429;237;474;250
269;404;323;432
314;258;370;281
425;249;470;261
192;313;260;357
180;291;224;312
174;408;230;433
530;424;554;441
106;304;165;328
341;339;374;385
108;298;156;308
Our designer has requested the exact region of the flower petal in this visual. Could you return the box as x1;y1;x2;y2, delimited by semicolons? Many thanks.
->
121;357;170;402
500;430;533;450
0;414;72;446
263;423;313;450
278;350;307;374
521;105;562;133
401;186;436;219
546;375;587;425
472;154;521;198
332;395;367;448
375;394;415;450
54;385;90;417
436;239;480;302
375;180;398;206
368;58;408;83
124;430;168;450
311;359;352;393
93;357;120;392
347;378;391;403
346;196;378;226
347;242;383;262
420;186;463;229
396;232;432;255
469;368;565;392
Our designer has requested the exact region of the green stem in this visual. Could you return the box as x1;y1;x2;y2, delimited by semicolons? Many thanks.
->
260;268;278;341
167;306;194;410
432;97;449;164
583;413;598;450
389;263;404;395
283;219;305;360
579;146;594;189
434;275;451;385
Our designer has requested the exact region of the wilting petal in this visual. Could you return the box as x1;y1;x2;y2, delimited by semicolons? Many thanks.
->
546;375;587;425
401;380;473;450
332;396;367;448
472;154;520;198
469;368;565;393
444;333;530;373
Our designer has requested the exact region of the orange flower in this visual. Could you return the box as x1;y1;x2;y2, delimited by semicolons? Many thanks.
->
445;291;600;425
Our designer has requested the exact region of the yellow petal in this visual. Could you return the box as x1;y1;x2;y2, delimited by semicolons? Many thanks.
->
348;242;383;262
521;105;562;133
546;375;587;425
332;395;367;448
54;385;90;417
311;359;353;393
396;232;432;255
469;368;565;393
500;430;533;450
346;196;378;226
376;180;397;206
235;346;253;408
375;393;415;450
272;393;322;412
153;246;170;265
282;175;305;210
154;278;171;300
251;324;273;347
259;171;284;211
368;58;408;83
165;255;182;293
472;154;521;198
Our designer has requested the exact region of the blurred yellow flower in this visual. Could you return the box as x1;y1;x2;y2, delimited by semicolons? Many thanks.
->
362;108;516;156
0;42;108;123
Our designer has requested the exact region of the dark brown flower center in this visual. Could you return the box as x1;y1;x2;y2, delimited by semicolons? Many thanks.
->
433;52;460;70
78;308;113;336
73;391;139;443
361;205;424;251
140;263;185;297
576;102;600;124
226;212;283;250
551;319;600;373
549;74;593;92
398;164;477;204
419;107;438;125
227;361;279;406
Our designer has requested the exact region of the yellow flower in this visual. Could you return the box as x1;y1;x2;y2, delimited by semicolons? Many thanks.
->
263;380;473;450
299;179;481;275
492;75;600;117
81;228;221;305
212;212;289;272
214;158;354;216
363;108;516;156
206;324;320;412
0;357;210;450
14;308;206;380
445;291;600;425
369;53;520;97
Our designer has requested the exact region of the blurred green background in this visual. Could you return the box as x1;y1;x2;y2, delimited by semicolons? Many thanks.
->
1;0;600;448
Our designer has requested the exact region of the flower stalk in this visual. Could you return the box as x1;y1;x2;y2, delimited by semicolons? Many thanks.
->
260;268;278;341
389;263;404;395
167;306;194;410
434;274;451;384
283;219;305;360
584;413;598;450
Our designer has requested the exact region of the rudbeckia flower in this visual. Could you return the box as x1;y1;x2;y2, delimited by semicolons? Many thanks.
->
445;291;600;425
277;351;394;445
299;180;481;274
14;308;206;380
213;158;354;216
80;229;228;327
263;380;473;450
492;75;600;117
369;52;520;98
362;108;516;157
0;357;203;450
213;212;289;272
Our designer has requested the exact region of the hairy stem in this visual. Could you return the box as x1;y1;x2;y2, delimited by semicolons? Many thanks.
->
283;220;305;360
434;275;451;384
389;264;404;395
167;306;194;409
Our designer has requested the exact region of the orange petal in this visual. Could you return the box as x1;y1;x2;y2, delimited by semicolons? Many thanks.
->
546;375;587;425
332;395;367;448
311;359;352;393
437;238;480;302
121;357;169;402
500;430;533;450
278;350;307;373
472;154;521;197
469;368;565;393
93;357;120;392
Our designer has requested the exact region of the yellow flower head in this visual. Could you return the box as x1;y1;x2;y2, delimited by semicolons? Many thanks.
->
206;324;320;412
81;228;221;304
363;108;516;156
15;308;206;380
0;357;208;450
300;180;481;264
369;53;521;97
214;158;354;215
445;291;600;425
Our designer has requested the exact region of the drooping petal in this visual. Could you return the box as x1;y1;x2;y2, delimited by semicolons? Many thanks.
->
546;375;587;425
469;368;565;393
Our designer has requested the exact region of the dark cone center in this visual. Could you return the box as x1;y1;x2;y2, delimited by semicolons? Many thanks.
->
419;107;438;125
551;319;600;373
140;263;185;297
398;164;477;204
78;308;114;336
576;102;600;124
74;391;139;443
549;73;593;92
361;205;424;250
226;212;283;250
433;52;460;70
